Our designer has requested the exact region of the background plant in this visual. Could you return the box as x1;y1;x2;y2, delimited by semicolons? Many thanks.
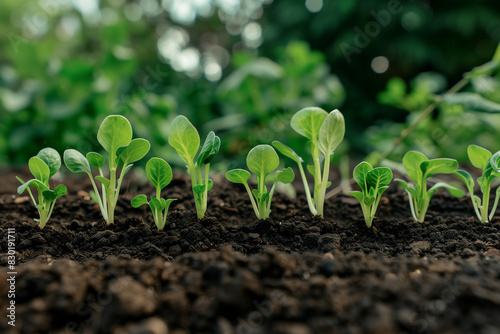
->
16;148;66;228
64;115;150;224
350;161;392;228
226;144;294;220
168;115;220;220
455;145;500;223
273;108;344;216
395;151;463;223
131;158;176;230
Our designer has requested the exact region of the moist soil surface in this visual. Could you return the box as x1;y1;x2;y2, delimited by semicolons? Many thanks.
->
0;168;500;334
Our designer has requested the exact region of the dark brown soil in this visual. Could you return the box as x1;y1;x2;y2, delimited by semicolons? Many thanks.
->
1;168;499;333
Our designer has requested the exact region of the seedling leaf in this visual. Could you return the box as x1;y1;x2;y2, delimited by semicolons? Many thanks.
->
97;115;132;156
64;149;91;174
146;158;172;190
246;144;279;177
168;115;200;165
37;148;61;178
29;156;50;184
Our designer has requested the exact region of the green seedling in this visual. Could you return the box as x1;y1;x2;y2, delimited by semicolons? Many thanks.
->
272;107;345;216
16;148;67;228
350;161;393;228
454;145;500;223
168;115;220;220
226;144;295;220
395;151;463;223
64;115;150;225
131;158;176;230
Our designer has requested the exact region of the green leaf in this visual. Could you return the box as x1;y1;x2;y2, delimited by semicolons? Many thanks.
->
290;107;328;142
42;190;57;202
164;199;176;212
468;145;492;170
226;169;251;184
428;182;464;198
403;151;428;183
274;167;295;184
89;191;99;204
350;191;364;204
366;167;393;188
17;179;48;194
168;115;200;166
395;178;417;198
454;170;475;193
197;131;221;166
86;152;106;169
318;109;345;156
64;149;91;174
97;115;133;157
131;194;148;208
252;188;261;201
306;164;315;177
95;176;111;188
364;196;375;207
146;158;172;191
378;186;389;195
117;138;150;165
272;141;303;164
29;156;50;184
490;151;500;172
246;145;279;178
353;161;373;193
207;179;214;192
123;164;133;176
150;196;164;210
193;185;206;194
444;92;500;113
37;148;61;178
53;184;67;199
421;158;458;178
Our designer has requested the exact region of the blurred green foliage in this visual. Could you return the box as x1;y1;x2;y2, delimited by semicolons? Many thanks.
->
1;0;500;167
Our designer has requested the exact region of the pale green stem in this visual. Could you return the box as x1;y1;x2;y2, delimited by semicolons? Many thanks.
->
316;153;331;216
481;187;491;223
243;182;260;218
266;181;277;217
296;162;317;215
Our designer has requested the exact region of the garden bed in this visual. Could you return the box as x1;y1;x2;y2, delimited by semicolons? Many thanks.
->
1;168;500;333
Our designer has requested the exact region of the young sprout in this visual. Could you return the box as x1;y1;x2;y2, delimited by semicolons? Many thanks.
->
350;161;393;228
272;108;345;216
454;145;500;223
131;158;176;230
226;144;295;220
168;115;220;220
16;148;67;228
395;151;463;223
64;115;150;225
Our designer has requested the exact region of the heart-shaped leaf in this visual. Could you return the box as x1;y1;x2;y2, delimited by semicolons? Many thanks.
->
37;148;61;178
146;158;172;191
246;145;279;178
226;169;251;184
97;115;132;158
29;156;50;184
168;115;200;166
64;149;91;174
86;152;106;169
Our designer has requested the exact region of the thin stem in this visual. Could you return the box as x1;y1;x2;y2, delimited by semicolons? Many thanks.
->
243;182;260;218
316;153;331;216
297;162;317;215
481;187;491;223
266;182;277;217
